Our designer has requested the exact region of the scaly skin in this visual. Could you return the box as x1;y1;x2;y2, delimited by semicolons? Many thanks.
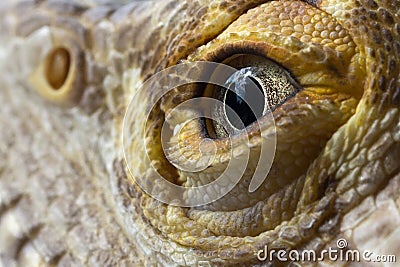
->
0;0;399;266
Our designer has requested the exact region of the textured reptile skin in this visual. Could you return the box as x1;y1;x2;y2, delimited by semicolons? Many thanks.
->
0;0;399;266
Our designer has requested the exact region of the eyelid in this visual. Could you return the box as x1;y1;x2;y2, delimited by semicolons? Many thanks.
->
187;1;364;99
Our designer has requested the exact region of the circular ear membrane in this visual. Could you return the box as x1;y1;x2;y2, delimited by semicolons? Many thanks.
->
28;32;85;107
45;47;70;90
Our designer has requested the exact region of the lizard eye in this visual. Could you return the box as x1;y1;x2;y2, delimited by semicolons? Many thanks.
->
206;54;301;138
224;74;264;129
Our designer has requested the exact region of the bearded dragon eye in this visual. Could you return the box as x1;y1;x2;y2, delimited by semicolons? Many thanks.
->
224;74;265;129
206;54;301;138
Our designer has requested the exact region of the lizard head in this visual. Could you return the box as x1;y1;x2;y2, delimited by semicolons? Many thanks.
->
1;0;399;266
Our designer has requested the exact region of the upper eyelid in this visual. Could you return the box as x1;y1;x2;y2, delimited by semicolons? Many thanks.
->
188;1;356;64
185;3;364;98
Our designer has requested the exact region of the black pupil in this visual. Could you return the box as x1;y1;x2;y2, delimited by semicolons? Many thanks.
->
224;77;265;129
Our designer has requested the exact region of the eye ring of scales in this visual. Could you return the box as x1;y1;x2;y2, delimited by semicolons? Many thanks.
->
0;0;399;266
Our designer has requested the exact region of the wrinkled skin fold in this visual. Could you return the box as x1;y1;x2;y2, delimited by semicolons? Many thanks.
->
0;0;399;266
